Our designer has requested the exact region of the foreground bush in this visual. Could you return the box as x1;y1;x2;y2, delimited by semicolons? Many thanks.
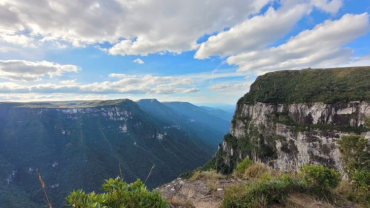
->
222;175;305;208
66;178;167;208
222;163;343;208
300;164;341;190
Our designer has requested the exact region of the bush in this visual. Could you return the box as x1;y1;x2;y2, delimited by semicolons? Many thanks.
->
222;176;305;208
235;157;253;176
337;135;370;178
337;134;370;205
352;170;370;196
300;164;340;190
243;163;269;179
66;178;167;208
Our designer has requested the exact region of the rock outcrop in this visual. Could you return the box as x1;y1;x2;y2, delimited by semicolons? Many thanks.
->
218;67;370;173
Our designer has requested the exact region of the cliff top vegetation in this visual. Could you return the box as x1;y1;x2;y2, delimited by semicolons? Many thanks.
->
238;66;370;105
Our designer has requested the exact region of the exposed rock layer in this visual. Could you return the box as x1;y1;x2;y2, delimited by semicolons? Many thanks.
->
219;67;370;172
224;101;370;172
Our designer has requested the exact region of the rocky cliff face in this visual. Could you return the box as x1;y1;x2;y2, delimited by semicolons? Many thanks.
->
218;67;370;173
225;101;370;172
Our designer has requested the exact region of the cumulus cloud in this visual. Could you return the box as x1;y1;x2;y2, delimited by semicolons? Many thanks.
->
0;73;199;95
0;93;109;101
338;54;370;67
194;0;347;59
0;60;80;81
0;0;269;55
80;74;197;94
226;13;370;73
0;33;35;47
310;0;342;14
195;4;310;59
133;58;144;64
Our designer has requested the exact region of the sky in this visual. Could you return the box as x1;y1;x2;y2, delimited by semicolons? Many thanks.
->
0;0;369;105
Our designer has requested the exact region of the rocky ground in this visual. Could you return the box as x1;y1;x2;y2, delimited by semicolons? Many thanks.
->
156;177;360;208
156;177;242;208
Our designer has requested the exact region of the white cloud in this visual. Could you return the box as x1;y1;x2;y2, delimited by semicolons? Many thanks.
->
0;0;269;55
338;54;370;67
0;93;109;101
0;60;80;81
0;73;199;95
133;58;144;64
208;81;252;92
0;33;35;47
310;0;342;15
194;0;347;60
226;13;370;73
195;4;309;59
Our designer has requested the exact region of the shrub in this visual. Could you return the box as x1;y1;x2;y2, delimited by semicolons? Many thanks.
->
337;135;370;178
337;134;370;205
300;164;340;190
222;176;305;208
243;163;269;179
66;178;167;208
352;170;370;196
235;157;253;176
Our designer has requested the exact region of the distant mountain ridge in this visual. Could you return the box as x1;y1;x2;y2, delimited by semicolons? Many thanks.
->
199;106;234;122
163;102;230;135
137;99;230;151
0;99;229;207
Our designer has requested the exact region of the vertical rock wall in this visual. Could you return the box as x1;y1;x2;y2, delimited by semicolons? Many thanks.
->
222;101;370;172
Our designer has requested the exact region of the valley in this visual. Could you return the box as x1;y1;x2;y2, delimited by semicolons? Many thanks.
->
0;99;231;207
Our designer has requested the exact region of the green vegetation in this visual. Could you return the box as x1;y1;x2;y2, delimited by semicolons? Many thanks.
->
222;176;305;208
300;164;340;190
222;162;345;208
182;155;352;207
238;67;370;105
337;135;370;178
337;134;370;205
189;170;224;181
235;157;252;176
220;131;278;175
66;178;167;208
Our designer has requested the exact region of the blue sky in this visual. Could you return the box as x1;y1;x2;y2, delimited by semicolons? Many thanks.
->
0;0;369;105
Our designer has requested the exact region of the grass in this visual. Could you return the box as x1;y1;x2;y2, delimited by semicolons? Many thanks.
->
219;162;365;208
190;170;224;181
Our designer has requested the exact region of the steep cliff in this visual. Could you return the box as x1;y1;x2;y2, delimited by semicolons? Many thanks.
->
218;67;370;173
0;99;225;208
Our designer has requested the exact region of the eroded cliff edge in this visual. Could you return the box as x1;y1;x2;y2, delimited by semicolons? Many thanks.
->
217;66;370;173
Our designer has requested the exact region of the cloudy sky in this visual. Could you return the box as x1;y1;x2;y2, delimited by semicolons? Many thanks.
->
0;0;369;105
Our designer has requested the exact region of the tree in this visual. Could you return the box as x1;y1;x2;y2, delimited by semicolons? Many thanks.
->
337;133;370;203
337;135;370;178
